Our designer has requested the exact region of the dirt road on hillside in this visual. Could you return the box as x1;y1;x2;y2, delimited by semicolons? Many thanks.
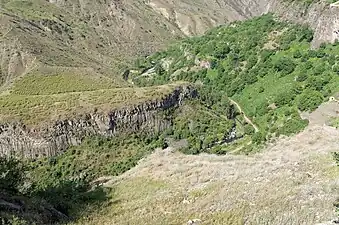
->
229;98;259;132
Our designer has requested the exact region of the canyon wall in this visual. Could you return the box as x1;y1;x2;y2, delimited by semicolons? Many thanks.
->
266;1;339;47
0;86;197;158
144;0;339;47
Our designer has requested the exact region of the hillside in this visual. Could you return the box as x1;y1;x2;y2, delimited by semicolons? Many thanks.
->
129;14;339;152
72;118;339;225
1;0;339;224
1;0;339;90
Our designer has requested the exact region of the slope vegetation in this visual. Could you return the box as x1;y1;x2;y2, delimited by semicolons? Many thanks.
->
131;14;339;153
73;124;339;225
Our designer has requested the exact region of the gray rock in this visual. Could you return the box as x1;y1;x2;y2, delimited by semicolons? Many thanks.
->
0;85;197;158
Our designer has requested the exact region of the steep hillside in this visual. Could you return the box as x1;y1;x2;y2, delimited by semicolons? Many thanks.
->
130;14;339;154
1;0;339;90
1;1;339;224
72;122;339;225
0;0;178;88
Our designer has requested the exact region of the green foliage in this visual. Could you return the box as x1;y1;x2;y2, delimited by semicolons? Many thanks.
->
334;152;339;166
297;89;324;111
0;155;107;223
26;134;170;216
0;157;26;194
173;101;234;154
329;117;339;128
252;132;265;144
169;86;237;154
1;216;28;225
29;135;163;183
274;57;296;76
244;124;255;135
132;14;339;146
277;117;309;136
0;133;167;224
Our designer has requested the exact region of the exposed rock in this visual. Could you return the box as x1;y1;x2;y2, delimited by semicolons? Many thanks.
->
144;0;339;47
187;219;202;225
267;0;339;47
0;85;197;158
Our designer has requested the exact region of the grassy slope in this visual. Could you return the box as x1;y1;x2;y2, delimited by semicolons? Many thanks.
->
70;125;339;225
0;0;193;127
0;80;183;126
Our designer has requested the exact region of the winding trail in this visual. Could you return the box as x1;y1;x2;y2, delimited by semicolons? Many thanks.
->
330;1;339;7
229;98;259;133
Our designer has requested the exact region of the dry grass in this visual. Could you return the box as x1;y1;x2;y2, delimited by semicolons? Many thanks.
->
71;124;339;225
0;82;185;126
11;71;123;95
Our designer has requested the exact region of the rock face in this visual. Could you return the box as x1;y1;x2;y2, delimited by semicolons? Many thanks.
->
146;0;339;47
267;1;339;47
0;86;197;158
141;0;339;47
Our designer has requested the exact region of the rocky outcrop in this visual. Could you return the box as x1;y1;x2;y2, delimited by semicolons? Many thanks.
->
0;86;197;158
266;1;339;47
145;0;339;47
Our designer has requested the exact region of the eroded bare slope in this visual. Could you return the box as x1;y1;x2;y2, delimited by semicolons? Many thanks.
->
1;0;339;89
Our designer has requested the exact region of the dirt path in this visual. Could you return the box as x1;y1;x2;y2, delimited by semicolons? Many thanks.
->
330;1;339;7
229;98;259;132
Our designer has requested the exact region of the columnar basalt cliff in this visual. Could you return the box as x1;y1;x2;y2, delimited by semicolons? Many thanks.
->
0;86;197;158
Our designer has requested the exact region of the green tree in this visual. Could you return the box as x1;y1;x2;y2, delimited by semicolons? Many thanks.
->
0;157;26;194
252;132;265;144
274;57;296;75
297;90;324;111
244;124;255;135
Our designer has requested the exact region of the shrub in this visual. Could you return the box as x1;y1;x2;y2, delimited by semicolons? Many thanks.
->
244;124;255;135
297;90;324;111
274;57;296;75
252;132;265;144
0;157;26;194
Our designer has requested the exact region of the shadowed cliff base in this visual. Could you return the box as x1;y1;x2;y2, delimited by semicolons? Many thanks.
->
0;152;110;224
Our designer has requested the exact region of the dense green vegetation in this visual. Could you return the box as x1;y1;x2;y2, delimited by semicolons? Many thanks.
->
0;134;167;224
169;89;236;154
131;14;339;147
30;135;165;181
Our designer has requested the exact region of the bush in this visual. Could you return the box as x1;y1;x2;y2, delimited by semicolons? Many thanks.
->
297;90;324;111
278;118;309;136
244;124;255;135
252;132;265;144
275;90;296;107
0;157;26;194
274;57;296;75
